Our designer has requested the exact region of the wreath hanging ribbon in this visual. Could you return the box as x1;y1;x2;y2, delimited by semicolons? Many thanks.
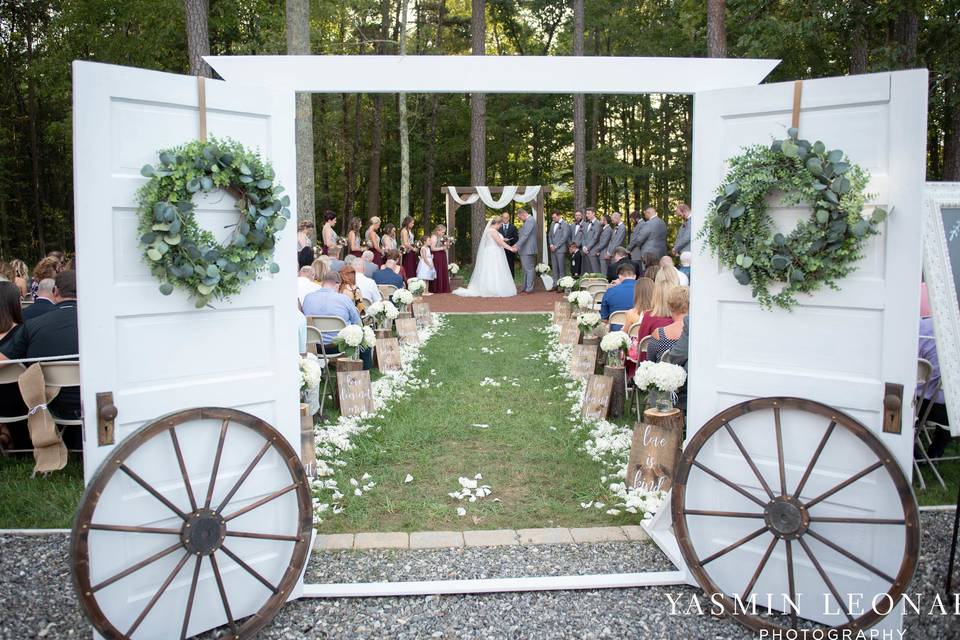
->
701;127;888;310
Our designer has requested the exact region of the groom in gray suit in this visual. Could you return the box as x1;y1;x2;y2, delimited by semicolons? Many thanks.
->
548;211;570;278
516;208;538;293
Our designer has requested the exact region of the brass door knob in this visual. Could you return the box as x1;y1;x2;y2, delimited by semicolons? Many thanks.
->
99;404;118;421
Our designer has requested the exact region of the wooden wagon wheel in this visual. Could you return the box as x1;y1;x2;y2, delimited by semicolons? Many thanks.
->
70;408;313;639
672;397;919;637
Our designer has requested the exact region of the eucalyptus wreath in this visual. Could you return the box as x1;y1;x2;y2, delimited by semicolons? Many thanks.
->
137;138;290;307
701;128;887;309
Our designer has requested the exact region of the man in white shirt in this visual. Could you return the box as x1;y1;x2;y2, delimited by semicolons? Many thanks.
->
354;265;382;303
297;266;321;305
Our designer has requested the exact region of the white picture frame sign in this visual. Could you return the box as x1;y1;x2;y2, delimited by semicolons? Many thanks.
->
922;181;960;436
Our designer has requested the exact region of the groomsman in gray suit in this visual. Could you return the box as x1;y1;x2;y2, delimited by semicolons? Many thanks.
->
569;210;585;277
672;202;692;256
604;212;626;268
627;211;646;262
516;208;538;293
580;208;601;274
548;211;570;279
594;214;613;275
628;207;668;259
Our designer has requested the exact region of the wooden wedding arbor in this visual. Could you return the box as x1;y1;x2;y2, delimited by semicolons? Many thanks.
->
442;185;552;262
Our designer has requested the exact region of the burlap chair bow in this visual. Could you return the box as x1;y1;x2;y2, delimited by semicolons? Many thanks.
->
18;363;67;474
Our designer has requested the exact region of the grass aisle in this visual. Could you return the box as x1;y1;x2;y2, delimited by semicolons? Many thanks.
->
317;313;619;533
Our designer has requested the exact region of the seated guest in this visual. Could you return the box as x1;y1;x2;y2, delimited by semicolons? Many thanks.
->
338;265;368;316
657;262;682;287
385;249;408;281
301;272;372;370
353;258;382;304
919;315;953;458
359;250;378;278
372;257;405;289
0;281;28;449
312;258;329;282
0;271;81;448
606;247;637;282
600;263;638;330
635;278;676;361
679;251;691;283
647;286;688;363
297;266;321;305
660;255;689;286
30;256;60;298
318;254;344;274
23;278;56;320
623;277;655;335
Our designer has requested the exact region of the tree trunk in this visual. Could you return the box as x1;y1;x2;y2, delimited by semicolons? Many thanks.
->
470;0;486;261
894;7;918;68
286;0;315;226
422;1;445;233
850;1;868;74
572;0;586;212
706;0;726;58
317;95;331;211
398;0;411;226
184;0;212;77
367;0;391;221
25;13;45;255
945;78;960;182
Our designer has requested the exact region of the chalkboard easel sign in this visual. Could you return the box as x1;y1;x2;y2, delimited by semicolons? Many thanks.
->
922;183;960;437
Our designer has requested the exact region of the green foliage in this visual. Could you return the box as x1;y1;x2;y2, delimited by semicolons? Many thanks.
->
136;138;288;307
701;130;885;309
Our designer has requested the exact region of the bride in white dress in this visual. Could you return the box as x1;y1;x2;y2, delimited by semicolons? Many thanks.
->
453;219;518;298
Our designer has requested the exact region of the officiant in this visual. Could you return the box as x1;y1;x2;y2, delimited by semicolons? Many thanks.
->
500;211;519;276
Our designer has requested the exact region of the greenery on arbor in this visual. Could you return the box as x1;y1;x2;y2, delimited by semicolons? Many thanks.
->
0;0;956;263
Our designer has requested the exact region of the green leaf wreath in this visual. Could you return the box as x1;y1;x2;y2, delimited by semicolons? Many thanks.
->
701;128;887;310
136;137;290;307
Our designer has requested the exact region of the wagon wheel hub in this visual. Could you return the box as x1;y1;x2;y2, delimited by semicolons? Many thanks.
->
763;496;808;540
182;509;226;555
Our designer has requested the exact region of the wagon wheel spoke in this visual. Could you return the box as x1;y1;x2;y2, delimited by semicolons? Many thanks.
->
180;556;203;640
225;530;302;542
790;420;834;500
203;419;230;509
700;526;770;566
809;516;905;525
126;551;191;637
215;438;274;514
222;483;298;522
91;541;184;593
692;461;768;508
742;535;779;600
119;464;187;520
87;523;180;535
805;461;884;509
805;528;896;583
684;509;764;519
797;536;854;623
723;422;775;499
169;428;198;512
773;406;787;496
785;540;798;629
219;545;279;594
209;553;238;635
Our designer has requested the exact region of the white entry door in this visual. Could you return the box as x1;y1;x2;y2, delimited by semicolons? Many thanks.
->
72;61;300;638
685;70;927;628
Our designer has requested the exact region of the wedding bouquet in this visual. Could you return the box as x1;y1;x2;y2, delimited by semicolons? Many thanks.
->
332;324;376;360
299;355;323;392
577;311;602;336
407;278;427;296
557;275;576;292
367;300;399;329
600;330;631;367
568;290;594;312
392;288;414;311
449;263;460;275
535;263;551;275
634;361;686;412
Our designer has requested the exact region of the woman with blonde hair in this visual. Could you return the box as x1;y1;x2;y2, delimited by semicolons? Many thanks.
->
9;259;28;297
647;285;689;362
365;217;383;266
311;257;330;283
346;217;363;258
623;277;655;333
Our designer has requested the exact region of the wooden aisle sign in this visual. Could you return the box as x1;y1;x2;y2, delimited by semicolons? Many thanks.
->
582;374;614;419
338;370;373;416
412;302;432;326
396;317;420;344
553;300;572;324
559;319;580;346
625;408;683;492
300;403;316;477
376;337;402;372
570;345;598;380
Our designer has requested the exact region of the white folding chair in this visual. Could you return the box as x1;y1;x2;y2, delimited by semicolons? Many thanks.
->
0;362;28;453
913;358;947;490
629;335;653;422
306;316;347;418
377;284;398;300
35;361;83;452
586;283;609;296
580;278;607;290
608;310;627;330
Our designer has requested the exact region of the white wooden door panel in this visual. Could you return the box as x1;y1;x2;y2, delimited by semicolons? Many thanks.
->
688;70;927;629
73;61;299;638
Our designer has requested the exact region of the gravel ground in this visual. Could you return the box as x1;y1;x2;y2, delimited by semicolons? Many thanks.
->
2;512;958;639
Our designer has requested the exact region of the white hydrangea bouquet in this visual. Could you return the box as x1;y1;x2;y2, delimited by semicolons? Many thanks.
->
568;290;594;312
576;311;602;337
535;263;551;275
299;354;323;415
557;275;576;293
391;287;414;312
449;263;460;275
600;330;631;367
367;300;399;330
407;278;427;297
332;325;377;361
634;360;687;412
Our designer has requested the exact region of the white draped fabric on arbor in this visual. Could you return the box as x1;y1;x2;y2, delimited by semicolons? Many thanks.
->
445;186;546;261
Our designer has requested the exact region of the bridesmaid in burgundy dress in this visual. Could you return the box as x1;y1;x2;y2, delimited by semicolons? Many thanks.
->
365;217;383;266
400;216;417;282
428;224;451;294
346;217;363;258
